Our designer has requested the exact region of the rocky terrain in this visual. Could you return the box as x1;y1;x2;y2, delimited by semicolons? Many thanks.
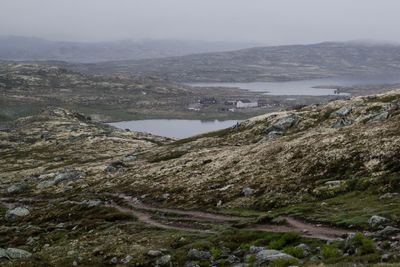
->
75;42;400;82
1;89;400;266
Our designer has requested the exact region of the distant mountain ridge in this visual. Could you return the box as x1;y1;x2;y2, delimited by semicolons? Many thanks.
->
0;36;258;63
74;41;400;82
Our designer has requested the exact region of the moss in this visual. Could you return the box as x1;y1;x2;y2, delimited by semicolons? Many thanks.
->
322;244;341;259
282;246;306;258
270;257;301;267
268;232;301;250
210;247;222;259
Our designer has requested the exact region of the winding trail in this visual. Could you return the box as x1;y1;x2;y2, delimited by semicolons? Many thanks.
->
1;194;354;240
111;194;353;240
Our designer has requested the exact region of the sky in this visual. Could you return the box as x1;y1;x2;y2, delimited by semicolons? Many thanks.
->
1;0;400;45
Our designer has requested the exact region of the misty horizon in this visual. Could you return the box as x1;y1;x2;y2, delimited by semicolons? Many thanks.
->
2;0;400;45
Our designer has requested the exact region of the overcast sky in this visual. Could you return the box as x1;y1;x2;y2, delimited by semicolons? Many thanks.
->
1;0;400;45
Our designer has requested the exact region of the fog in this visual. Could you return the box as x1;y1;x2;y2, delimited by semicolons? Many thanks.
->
1;0;400;45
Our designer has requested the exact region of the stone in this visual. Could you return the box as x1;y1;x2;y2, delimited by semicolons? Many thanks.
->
156;255;171;266
82;200;102;207
379;193;399;200
378;226;400;238
325;180;343;188
7;183;28;194
54;170;84;185
110;257;118;264
332;117;353;128
37;180;55;189
255;249;295;265
226;255;239;264
242;187;255;197
249;246;265;254
121;255;133;264
185;261;200;267
148;250;163;257
105;165;117;173
266;115;299;134
368;111;389;123
187;248;211;260
0;248;10;259
331;106;352;117
6;207;30;219
368;215;389;228
267;131;283;139
5;248;32;259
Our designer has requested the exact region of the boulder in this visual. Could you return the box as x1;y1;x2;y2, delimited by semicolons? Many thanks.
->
156;255;171;266
331;106;352;117
242;187;255;197
0;248;10;259
368;215;389;228
148;250;163;257
254;249;295;265
368;111;389;123
266;115;299;134
378;226;400;238
5;248;32;259
54;170;85;185
332;117;353;128
249;246;265;254
187;248;211;260
7;183;28;194
185;261;200;267
121;255;133;264
267;131;283;139
37;180;55;189
6;207;30;219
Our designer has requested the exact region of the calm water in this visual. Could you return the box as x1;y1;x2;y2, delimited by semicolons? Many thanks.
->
109;119;239;139
188;77;400;96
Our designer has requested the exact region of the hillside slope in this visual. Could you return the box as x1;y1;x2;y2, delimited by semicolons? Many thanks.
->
1;90;400;266
77;42;400;82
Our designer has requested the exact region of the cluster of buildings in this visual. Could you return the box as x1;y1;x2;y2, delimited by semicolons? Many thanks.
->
188;97;282;112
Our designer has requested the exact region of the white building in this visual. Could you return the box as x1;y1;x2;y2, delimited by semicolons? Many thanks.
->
236;100;258;109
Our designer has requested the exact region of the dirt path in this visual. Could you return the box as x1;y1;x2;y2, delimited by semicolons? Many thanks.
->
112;194;353;240
1;195;354;240
117;194;245;222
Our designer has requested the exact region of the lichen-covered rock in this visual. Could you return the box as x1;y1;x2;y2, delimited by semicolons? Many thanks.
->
156;255;171;266
148;250;163;257
266;114;299;133
6;183;28;194
0;248;10;259
254;249;296;265
378;226;400;238
368;215;389;228
187;248;211;260
242;187;254;197
5;248;32;259
331;106;352;117
332;117;353;128
54;170;85;185
6;207;30;219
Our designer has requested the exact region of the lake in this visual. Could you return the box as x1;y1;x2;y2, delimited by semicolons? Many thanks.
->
188;77;400;96
109;119;239;139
